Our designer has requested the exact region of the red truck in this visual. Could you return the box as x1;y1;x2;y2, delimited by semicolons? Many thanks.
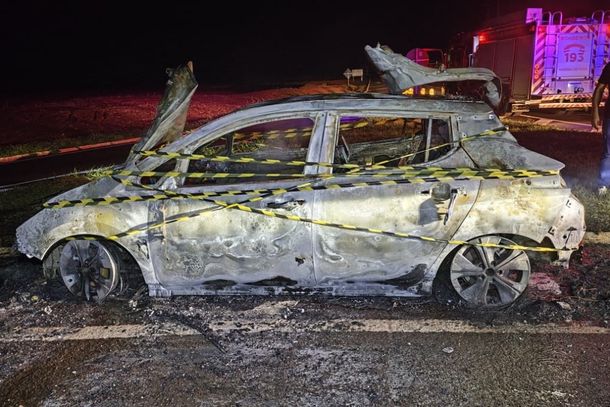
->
466;8;610;112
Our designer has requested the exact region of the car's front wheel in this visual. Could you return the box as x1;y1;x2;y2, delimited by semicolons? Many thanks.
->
448;236;531;308
58;239;120;301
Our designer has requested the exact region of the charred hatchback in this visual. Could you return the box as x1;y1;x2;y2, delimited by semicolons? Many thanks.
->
16;46;585;307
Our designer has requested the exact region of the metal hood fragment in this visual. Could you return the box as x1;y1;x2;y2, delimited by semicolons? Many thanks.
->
126;61;198;163
365;45;502;108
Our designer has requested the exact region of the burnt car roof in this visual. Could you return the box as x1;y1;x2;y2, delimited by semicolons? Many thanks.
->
229;93;493;118
242;92;488;109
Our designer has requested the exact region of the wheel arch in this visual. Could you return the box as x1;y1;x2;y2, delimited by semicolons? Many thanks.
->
430;231;553;280
432;233;535;308
41;234;144;280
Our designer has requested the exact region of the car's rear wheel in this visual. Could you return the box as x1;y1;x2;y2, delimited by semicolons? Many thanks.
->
448;236;530;308
58;239;120;301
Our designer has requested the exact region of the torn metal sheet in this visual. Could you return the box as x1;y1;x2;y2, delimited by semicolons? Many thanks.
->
365;44;502;107
16;52;585;307
126;61;197;163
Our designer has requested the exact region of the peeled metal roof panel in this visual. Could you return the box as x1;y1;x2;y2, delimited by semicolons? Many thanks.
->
365;45;502;108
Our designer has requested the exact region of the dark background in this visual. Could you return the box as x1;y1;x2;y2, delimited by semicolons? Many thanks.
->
0;0;603;93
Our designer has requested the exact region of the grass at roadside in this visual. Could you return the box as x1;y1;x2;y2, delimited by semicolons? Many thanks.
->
83;166;116;181
0;133;138;159
502;118;574;133
572;186;610;233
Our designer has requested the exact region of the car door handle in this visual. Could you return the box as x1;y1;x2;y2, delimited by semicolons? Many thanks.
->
266;199;306;210
431;188;460;224
444;190;459;225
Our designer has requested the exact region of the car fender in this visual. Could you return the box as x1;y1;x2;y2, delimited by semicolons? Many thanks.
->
426;179;578;276
16;204;158;286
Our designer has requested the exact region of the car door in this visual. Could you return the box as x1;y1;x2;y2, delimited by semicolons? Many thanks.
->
146;114;325;288
312;112;480;285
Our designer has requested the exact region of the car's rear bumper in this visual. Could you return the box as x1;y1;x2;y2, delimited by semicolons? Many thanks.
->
546;193;586;267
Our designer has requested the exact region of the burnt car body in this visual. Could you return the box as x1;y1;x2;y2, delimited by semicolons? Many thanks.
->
16;46;585;307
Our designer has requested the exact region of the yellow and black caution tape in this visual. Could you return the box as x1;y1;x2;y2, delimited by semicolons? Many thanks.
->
231;118;407;141
53;172;565;253
234;128;310;141
134;126;507;172
102;167;557;181
231;118;371;141
99;176;319;240
134;151;359;170
99;190;563;253
58;123;564;252
46;167;558;209
45;182;301;208
43;175;472;209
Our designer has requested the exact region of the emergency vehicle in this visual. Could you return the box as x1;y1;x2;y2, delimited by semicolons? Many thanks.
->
468;8;609;111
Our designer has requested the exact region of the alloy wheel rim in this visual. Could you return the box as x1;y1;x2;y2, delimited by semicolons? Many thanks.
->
449;236;530;306
58;240;119;301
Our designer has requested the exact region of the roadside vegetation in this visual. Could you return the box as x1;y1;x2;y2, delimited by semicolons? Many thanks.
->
0;134;138;159
571;186;610;233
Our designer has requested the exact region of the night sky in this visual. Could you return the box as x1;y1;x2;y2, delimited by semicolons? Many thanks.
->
0;0;604;93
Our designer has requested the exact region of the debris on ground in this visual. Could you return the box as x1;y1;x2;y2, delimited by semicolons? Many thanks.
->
530;273;563;297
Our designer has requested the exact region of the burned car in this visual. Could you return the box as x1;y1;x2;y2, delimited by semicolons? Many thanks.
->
16;46;585;307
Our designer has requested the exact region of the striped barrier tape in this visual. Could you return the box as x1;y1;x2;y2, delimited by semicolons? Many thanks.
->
45;167;558;209
134;127;508;172
91;189;564;253
40;174;497;209
54;173;567;253
134;150;363;171
102;167;557;181
231;118;372;141
50;124;564;252
101;176;322;240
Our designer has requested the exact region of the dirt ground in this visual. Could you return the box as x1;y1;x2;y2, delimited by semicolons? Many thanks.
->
0;82;351;148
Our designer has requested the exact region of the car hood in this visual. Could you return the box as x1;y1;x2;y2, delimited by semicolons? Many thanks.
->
365;45;502;108
126;61;198;163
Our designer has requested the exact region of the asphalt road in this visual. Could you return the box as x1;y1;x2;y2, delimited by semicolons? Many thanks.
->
0;144;133;188
0;305;608;407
